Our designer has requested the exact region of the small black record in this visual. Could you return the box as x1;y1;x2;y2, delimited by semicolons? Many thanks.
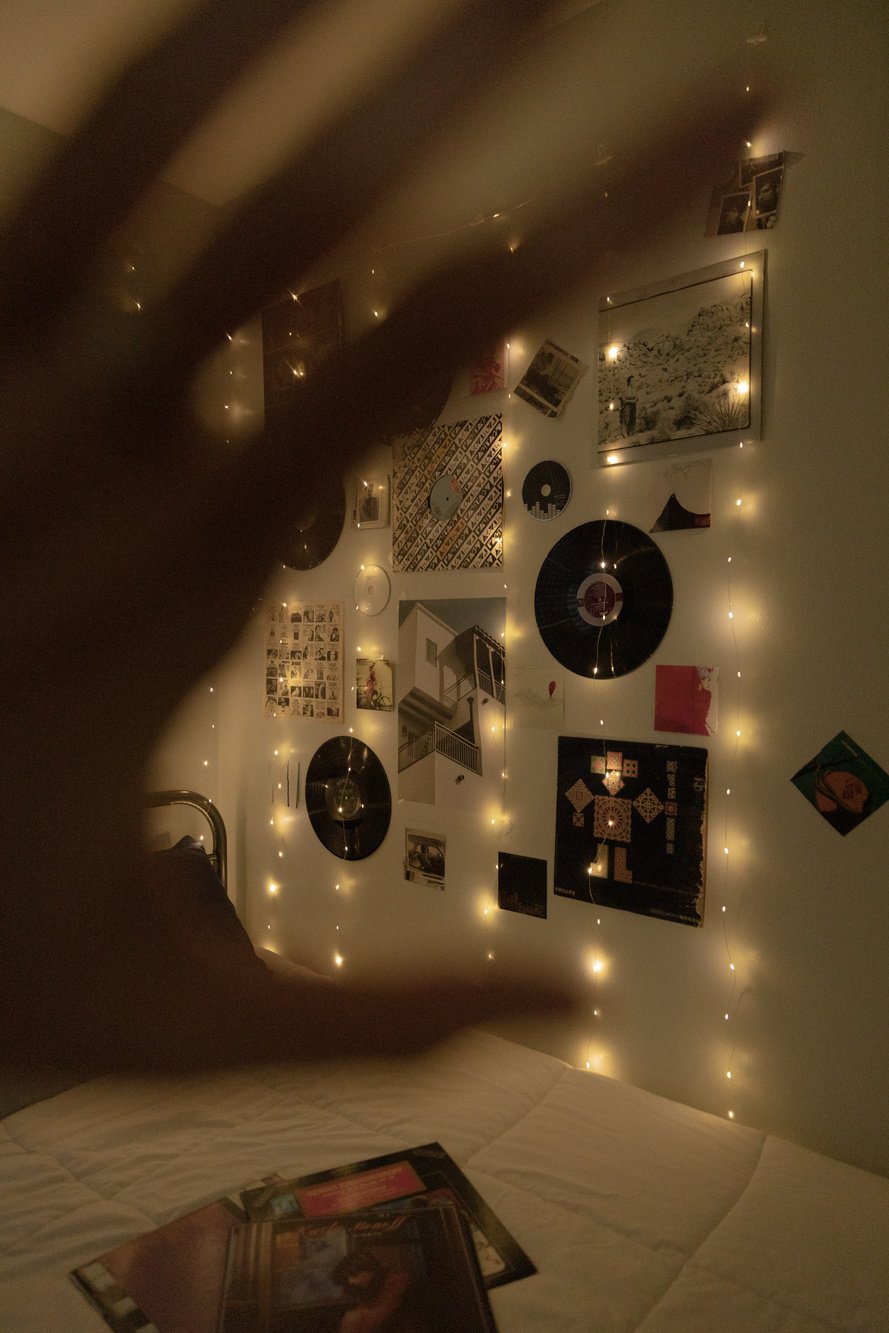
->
522;460;571;520
305;735;391;860
281;480;346;570
534;520;672;679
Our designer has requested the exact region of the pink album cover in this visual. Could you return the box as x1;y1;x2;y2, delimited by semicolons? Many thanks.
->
654;665;718;736
468;339;508;394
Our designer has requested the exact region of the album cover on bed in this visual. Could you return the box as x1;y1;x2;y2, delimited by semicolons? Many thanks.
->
240;1140;534;1289
219;1203;496;1332
70;1177;285;1333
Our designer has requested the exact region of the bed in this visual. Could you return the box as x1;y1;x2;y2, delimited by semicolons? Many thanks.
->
3;794;889;1332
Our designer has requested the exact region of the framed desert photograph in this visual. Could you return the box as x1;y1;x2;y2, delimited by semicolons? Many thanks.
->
596;252;764;466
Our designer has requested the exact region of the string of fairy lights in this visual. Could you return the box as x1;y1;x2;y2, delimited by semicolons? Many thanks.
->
253;246;760;1110
127;26;768;1120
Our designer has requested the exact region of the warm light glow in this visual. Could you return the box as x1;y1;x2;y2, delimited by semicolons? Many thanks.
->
607;344;620;361
584;949;609;980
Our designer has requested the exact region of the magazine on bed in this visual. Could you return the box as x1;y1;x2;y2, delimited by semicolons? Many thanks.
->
69;1177;285;1333
240;1141;534;1289
219;1202;497;1332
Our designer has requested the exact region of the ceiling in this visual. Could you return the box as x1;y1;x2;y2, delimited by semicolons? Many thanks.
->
0;0;599;208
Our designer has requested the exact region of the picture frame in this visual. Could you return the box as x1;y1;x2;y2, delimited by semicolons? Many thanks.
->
596;252;764;466
404;830;446;889
356;658;394;711
352;475;390;529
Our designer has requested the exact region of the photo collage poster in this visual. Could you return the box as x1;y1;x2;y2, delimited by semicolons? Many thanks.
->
265;601;343;721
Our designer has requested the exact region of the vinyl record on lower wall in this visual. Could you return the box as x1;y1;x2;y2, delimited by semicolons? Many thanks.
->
281;479;346;570
305;735;391;860
534;519;672;678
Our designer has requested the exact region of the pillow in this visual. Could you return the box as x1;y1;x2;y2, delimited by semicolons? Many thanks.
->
0;1067;90;1119
1;843;269;1116
148;837;269;977
256;948;333;984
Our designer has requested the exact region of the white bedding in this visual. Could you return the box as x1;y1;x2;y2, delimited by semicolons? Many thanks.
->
2;1027;888;1332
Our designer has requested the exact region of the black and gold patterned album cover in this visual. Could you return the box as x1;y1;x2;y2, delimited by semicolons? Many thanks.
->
392;415;502;572
555;736;708;927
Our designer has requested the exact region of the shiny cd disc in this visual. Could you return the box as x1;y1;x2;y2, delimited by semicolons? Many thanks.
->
522;460;572;520
305;735;391;860
281;480;346;570
534;520;672;678
428;473;463;521
353;564;391;616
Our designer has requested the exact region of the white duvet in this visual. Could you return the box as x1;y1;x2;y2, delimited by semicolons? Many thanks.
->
2;1028;888;1331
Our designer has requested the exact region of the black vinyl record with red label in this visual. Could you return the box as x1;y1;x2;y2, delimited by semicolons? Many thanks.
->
305;735;391;859
534;520;672;678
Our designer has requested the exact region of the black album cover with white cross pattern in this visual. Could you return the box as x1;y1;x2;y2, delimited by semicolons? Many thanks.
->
555;736;708;927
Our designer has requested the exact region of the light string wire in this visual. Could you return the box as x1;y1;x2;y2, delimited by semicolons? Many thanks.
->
721;177;758;1109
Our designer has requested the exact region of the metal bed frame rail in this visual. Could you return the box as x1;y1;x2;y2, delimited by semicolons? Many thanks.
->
144;789;227;889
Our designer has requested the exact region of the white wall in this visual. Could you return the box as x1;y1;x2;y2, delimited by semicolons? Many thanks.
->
214;0;889;1178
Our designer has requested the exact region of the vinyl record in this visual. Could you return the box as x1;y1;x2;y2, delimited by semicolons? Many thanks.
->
534;520;672;678
522;460;571;520
305;735;391;860
281;480;346;570
428;473;463;521
353;564;391;616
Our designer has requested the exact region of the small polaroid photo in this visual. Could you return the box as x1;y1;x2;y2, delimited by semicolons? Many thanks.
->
404;830;446;889
716;188;751;235
514;339;588;418
356;658;394;711
353;476;390;528
708;152;785;235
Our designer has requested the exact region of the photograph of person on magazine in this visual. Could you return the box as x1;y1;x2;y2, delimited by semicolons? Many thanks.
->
333;1246;428;1333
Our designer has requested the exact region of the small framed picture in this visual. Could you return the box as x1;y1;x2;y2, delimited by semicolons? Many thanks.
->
404;830;446;889
353;476;390;528
356;658;394;711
